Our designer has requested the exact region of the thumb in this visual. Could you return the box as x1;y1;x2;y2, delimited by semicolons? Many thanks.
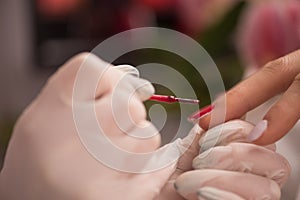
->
154;125;204;200
174;124;204;172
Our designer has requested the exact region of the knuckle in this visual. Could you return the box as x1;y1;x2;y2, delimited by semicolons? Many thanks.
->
294;73;300;84
69;52;103;73
263;57;285;76
72;52;91;63
263;55;297;77
49;52;92;87
262;56;297;90
15;106;40;138
265;57;285;70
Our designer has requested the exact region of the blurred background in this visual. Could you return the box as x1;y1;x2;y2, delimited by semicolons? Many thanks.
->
0;0;300;198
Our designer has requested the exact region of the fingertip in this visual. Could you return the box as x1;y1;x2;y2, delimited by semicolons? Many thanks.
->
129;77;155;101
114;64;140;77
137;80;155;101
198;115;211;130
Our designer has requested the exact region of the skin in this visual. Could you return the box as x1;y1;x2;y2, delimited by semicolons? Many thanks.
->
199;49;300;145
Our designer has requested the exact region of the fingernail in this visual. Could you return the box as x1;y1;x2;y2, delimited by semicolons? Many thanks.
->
187;92;225;124
188;105;214;123
247;120;268;142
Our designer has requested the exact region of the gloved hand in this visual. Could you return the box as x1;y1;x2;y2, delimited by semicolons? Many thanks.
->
175;120;291;200
0;53;202;200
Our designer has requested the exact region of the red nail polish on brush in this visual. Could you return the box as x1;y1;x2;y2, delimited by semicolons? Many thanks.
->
188;104;214;123
149;94;200;104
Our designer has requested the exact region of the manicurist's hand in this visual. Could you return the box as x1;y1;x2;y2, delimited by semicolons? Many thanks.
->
175;120;290;200
0;53;203;200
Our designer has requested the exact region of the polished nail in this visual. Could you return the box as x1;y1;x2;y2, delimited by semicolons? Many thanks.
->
247;120;268;142
188;105;214;123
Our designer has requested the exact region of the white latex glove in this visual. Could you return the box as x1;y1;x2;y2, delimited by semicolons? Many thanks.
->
0;53;203;200
175;120;291;200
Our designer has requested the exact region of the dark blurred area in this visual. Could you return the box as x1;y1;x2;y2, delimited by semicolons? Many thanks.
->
1;0;300;171
32;0;246;69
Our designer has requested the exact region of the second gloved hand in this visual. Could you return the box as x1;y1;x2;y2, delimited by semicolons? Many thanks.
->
0;53;202;200
175;120;291;200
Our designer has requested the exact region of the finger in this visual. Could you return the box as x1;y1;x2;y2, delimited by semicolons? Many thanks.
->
113;64;139;77
52;53;150;101
71;55;154;102
128;77;155;101
53;53;153;101
95;91;161;153
156;125;205;200
174;124;205;172
60;55;161;163
199;49;300;130
175;170;281;200
249;73;300;145
104;74;155;140
197;187;245;200
113;64;155;100
198;120;254;153
193;143;291;187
